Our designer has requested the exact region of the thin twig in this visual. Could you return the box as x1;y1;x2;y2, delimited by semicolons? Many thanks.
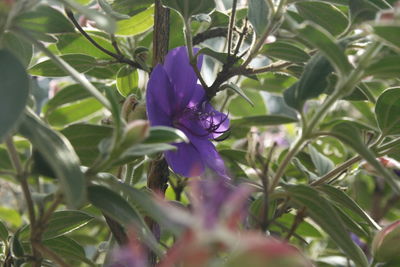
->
233;18;249;57
227;0;238;57
64;8;146;71
193;27;228;45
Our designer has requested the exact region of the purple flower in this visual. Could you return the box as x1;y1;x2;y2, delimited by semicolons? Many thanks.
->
146;46;229;177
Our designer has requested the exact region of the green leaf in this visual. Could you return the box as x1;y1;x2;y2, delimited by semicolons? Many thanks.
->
10;228;24;259
20;211;93;240
119;143;176;159
221;83;254;107
44;83;107;115
375;87;400;136
248;0;271;36
2;32;32;66
295;2;348;36
0;207;22;227
162;0;215;19
231;115;298;127
308;145;334;176
56;33;114;59
286;184;368;267
261;41;310;63
373;25;400;51
242;72;297;93
317;184;380;230
47;98;104;127
116;5;154;36
43;236;93;265
349;0;384;24
144;126;189;144
364;56;400;79
284;52;333;110
0;49;30;141
333;205;369;238
19;109;86;208
15;5;74;34
28;54;96;77
296;23;351;76
61;124;113;166
0;221;8;242
116;66;139;97
331;122;400;194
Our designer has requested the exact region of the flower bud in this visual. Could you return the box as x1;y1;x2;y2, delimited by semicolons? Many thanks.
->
121;94;147;122
372;220;400;262
120;120;150;148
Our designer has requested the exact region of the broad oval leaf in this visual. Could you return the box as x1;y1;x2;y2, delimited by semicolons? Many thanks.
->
375;87;400;136
0;50;29;142
15;5;75;34
295;1;348;36
56;33;114;59
116;5;154;36
61;124;113;166
373;25;400;51
116;66;139;97
248;0;271;36
28;54;96;77
20;211;93;240
2;32;33;66
286;184;368;267
261;41;310;63
18;109;86;208
364;56;400;79
308;145;334;176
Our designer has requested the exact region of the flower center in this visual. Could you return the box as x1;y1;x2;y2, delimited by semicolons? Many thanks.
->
172;102;229;141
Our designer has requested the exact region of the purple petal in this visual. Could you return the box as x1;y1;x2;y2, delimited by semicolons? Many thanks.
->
165;142;205;177
189;136;228;177
146;65;175;126
187;84;206;108
164;46;204;110
203;103;230;139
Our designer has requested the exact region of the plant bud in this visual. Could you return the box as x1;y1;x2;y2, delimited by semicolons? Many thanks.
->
372;220;400;262
121;94;147;122
121;120;150;147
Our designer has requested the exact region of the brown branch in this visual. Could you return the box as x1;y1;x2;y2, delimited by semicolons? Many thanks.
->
193;27;228;45
227;0;238;57
64;8;147;71
34;243;69;267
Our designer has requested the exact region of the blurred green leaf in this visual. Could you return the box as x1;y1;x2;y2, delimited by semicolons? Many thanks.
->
116;66;139;97
19;109;86;208
331;122;400;194
349;0;385;24
261;41;309;63
0;207;22;228
229;88;266;117
222;83;254;107
248;0;271;36
162;0;215;19
295;2;348;36
15;5;74;34
0;50;29;142
364;56;400;79
10;228;24;259
375;87;400;136
28;54;96;77
2;32;32;66
373;26;400;51
0;220;8;242
286;184;368;267
116;5;154;36
98;0;130;20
